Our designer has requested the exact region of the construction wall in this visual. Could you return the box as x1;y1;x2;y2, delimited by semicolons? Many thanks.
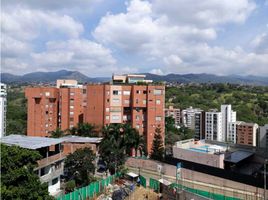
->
125;158;267;200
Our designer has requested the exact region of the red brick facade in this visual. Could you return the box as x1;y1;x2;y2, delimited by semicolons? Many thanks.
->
84;84;165;153
25;87;84;137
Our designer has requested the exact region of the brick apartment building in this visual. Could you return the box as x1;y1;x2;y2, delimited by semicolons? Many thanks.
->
25;80;84;137
165;105;181;125
236;122;258;146
84;74;165;153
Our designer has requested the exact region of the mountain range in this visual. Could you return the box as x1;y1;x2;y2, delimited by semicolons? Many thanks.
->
1;70;268;86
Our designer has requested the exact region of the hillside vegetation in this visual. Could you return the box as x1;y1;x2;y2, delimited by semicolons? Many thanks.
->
166;83;268;126
6;85;27;135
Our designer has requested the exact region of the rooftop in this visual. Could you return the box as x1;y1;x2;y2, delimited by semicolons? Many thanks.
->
0;134;64;150
224;150;254;164
174;139;226;154
62;135;102;143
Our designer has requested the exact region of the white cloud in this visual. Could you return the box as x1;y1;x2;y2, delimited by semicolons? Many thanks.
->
150;68;164;75
152;0;256;27
29;39;117;75
251;32;268;54
2;7;84;41
93;0;268;76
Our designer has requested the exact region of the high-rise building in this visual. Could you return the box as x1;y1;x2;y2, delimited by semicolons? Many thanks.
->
194;111;206;140
25;80;84;137
236;122;258;146
181;107;203;130
205;109;222;141
221;105;236;142
259;124;268;150
84;74;165;153
0;83;7;138
165;106;181;125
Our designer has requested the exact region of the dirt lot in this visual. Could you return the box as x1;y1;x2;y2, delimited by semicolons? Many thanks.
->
126;186;159;200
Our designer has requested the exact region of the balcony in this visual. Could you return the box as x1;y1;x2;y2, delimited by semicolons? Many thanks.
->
39;167;64;183
37;153;65;168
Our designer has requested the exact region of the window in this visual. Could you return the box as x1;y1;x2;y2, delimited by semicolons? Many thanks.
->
106;108;110;112
123;91;130;95
143;91;147;94
153;89;162;95
124;100;130;104
112;115;120;120
112;98;120;103
136;125;140;129
136;99;138;104
107;91;110;95
143;100;146;105
136;115;140;121
70;92;74;96
45;92;50;96
83;89;86;94
52;178;58;185
106;115;110;120
70;106;74;109
70;117;74;122
113;90;121;95
107;99;110;103
156;116;162;121
156;100;161;105
70;111;74;115
136;90;140;94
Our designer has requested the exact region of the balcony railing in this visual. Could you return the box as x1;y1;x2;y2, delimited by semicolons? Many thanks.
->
37;153;65;168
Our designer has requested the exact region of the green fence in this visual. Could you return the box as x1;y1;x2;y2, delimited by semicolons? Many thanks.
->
57;173;120;200
149;178;160;192
140;175;146;188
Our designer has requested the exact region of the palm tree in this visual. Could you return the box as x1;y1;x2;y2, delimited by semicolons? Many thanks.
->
50;128;64;138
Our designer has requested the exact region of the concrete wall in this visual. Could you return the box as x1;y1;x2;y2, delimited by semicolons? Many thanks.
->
125;158;267;200
172;147;225;168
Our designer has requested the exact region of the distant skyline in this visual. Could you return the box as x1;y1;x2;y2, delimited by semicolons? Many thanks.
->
1;0;268;76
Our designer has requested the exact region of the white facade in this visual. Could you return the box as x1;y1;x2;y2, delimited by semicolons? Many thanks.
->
205;110;222;141
182;107;202;130
221;105;236;142
0;83;7;138
259;124;268;149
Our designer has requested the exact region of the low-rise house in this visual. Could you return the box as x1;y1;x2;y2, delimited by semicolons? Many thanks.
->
1;135;65;196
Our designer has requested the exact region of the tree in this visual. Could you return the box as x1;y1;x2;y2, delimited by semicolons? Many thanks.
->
150;126;165;161
165;116;180;155
99;124;126;174
0;144;53;200
64;147;96;187
123;124;145;156
50;127;64;138
67;123;97;137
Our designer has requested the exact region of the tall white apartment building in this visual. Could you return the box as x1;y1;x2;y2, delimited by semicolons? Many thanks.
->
0;83;7;138
182;107;203;130
221;105;236;142
205;110;222;141
259;124;268;150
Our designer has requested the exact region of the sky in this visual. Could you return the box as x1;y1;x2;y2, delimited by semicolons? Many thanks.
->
1;0;268;77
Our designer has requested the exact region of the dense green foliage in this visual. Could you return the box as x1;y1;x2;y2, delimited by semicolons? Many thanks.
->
68;123;97;137
50;127;64;138
64;148;96;187
150;126;165;161
6;86;27;135
166;84;268;125
0;144;53;200
99;124;144;174
165;116;194;154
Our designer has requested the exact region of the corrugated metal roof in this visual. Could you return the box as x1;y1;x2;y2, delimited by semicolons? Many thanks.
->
0;134;64;150
62;135;102;143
